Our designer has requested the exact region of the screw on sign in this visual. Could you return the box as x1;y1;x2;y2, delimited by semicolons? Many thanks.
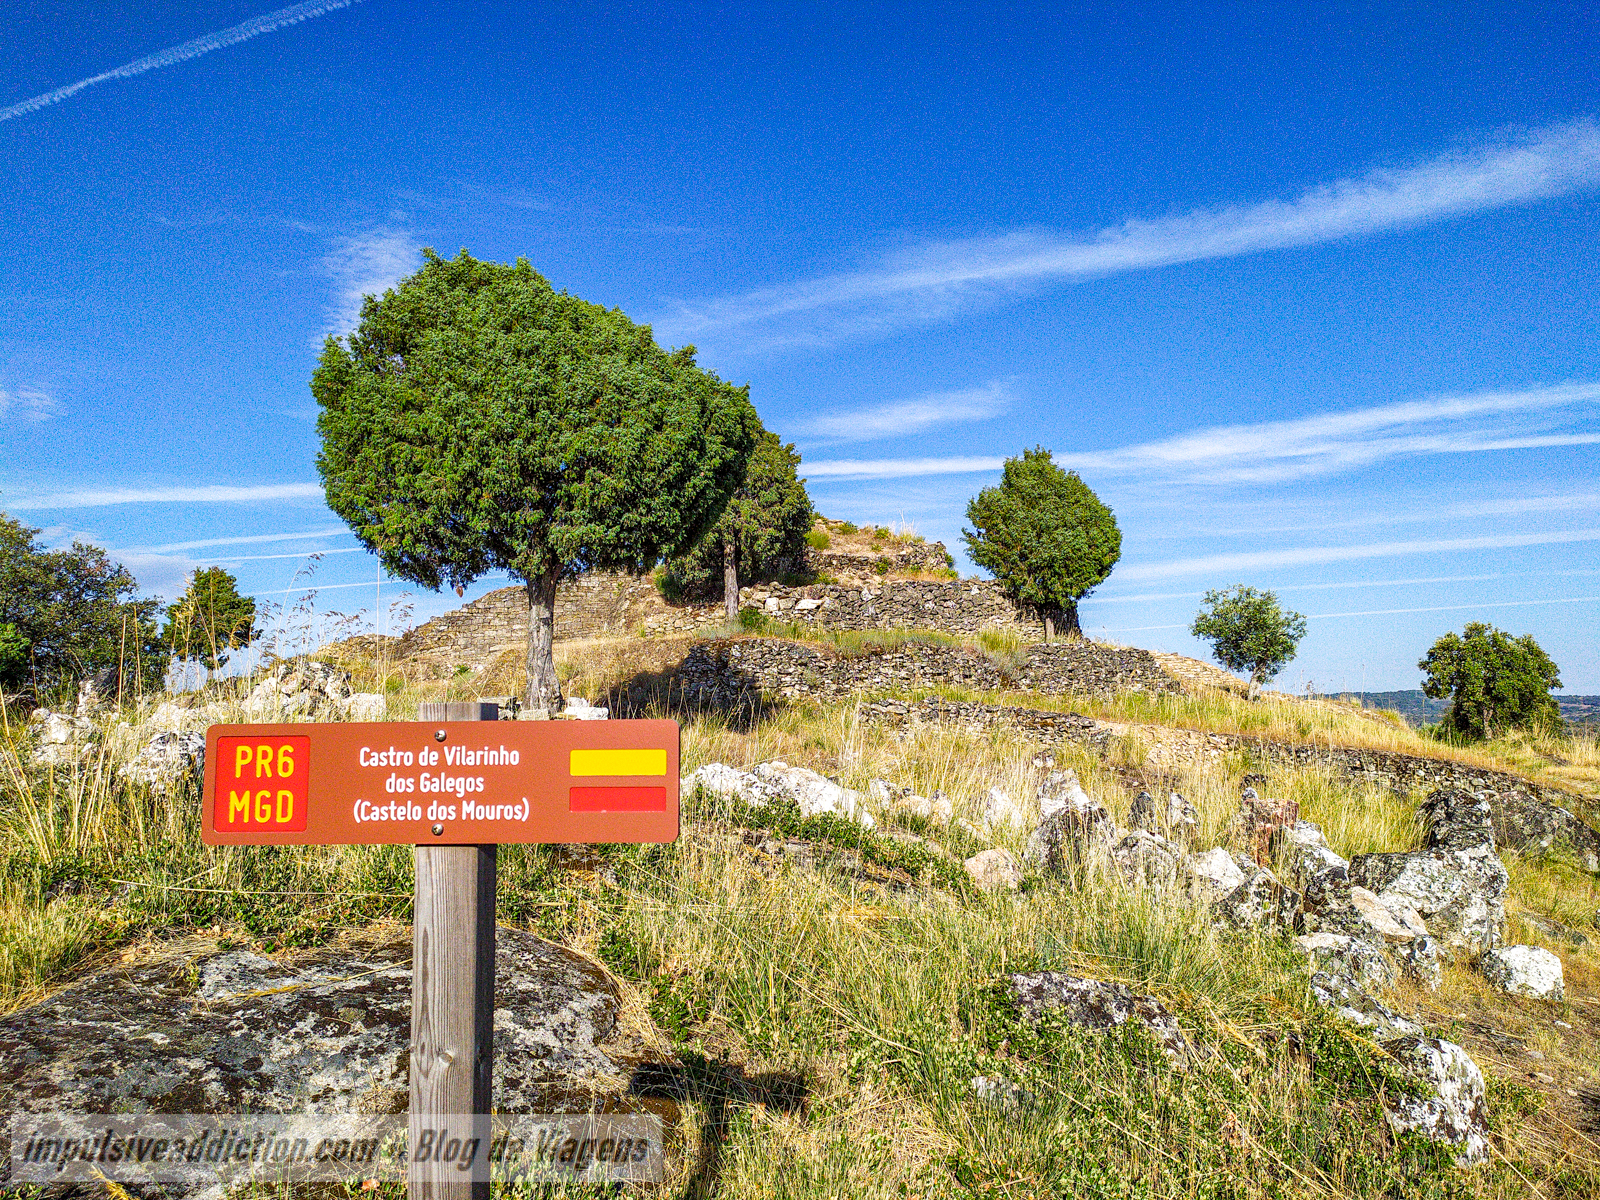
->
203;705;679;1199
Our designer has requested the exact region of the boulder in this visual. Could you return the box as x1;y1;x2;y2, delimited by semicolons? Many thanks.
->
893;791;954;825
964;848;1023;892
1348;789;1507;959
1283;821;1350;895
1479;944;1564;1001
980;787;1029;834
751;761;875;829
1521;912;1588;948
1111;830;1182;889
1164;791;1199;845
0;929;644;1117
1024;787;1118;875
125;731;206;790
1297;933;1397;990
1184;847;1246;899
1348;887;1429;942
1127;790;1159;832
1035;770;1093;821
684;762;760;803
1307;972;1421;1043
1382;1037;1491;1166
1006;972;1190;1066
1229;788;1299;866
1398;936;1444;992
1212;861;1298;931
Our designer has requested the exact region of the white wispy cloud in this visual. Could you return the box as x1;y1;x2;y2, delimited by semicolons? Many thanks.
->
653;120;1600;349
1116;529;1600;583
8;484;325;510
803;381;1600;483
806;455;1007;480
319;227;419;338
797;382;1012;445
0;0;361;123
0;386;63;422
138;527;349;553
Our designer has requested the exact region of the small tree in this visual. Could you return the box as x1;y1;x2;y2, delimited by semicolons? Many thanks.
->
1419;622;1561;740
313;250;758;711
163;567;259;672
0;509;166;695
962;447;1120;639
1190;585;1307;699
660;429;814;620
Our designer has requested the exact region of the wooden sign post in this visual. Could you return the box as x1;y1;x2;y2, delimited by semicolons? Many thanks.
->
201;709;680;1200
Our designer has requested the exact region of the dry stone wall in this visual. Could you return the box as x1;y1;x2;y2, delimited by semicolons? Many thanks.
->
642;637;1178;715
737;578;1040;637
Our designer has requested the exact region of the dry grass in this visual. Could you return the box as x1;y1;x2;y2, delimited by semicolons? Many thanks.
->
4;637;1600;1196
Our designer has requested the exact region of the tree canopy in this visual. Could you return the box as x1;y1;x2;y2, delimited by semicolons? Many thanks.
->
1419;622;1561;740
659;428;813;617
313;249;759;710
0;510;166;696
162;566;259;672
1190;585;1308;698
962;448;1120;638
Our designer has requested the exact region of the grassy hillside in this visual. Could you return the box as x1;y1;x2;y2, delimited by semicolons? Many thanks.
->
3;635;1599;1197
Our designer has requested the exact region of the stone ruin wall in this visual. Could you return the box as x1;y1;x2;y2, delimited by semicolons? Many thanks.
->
398;573;1049;663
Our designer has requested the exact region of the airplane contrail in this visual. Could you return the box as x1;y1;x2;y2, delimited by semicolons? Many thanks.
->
1;0;361;123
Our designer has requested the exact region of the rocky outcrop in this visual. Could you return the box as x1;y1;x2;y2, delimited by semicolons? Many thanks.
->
125;730;206;790
1006;972;1191;1066
738;578;1029;637
964;849;1023;892
0;929;644;1117
683;760;876;829
1348;790;1508;960
1382;1036;1492;1166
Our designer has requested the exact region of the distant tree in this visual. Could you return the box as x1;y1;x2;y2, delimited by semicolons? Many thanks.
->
962;448;1121;639
660;429;814;620
313;249;758;711
0;510;166;695
1419;622;1561;740
1190;585;1308;699
162;567;259;672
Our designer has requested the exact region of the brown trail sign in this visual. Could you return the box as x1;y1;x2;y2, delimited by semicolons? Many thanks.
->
203;705;680;1198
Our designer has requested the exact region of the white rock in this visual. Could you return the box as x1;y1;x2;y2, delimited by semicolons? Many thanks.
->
30;709;93;745
981;786;1028;833
1036;770;1091;821
125;731;206;789
684;762;760;802
890;792;953;825
964;848;1023;892
561;698;609;720
1349;886;1430;942
751;761;875;829
1383;1037;1492;1166
1479;944;1564;1000
1184;847;1246;899
345;693;387;721
794;597;824;612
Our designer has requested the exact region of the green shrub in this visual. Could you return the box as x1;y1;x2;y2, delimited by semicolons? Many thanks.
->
839;521;858;535
806;529;831;551
738;607;772;633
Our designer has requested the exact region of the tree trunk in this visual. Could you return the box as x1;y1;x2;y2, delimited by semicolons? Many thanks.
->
524;569;562;715
723;536;739;626
1248;670;1262;701
1043;613;1055;643
1059;603;1082;639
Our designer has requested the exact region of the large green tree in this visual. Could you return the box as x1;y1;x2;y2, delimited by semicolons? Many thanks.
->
0;510;166;695
162;566;259;672
313;250;759;710
1419;622;1561;740
962;448;1120;639
1190;585;1307;699
660;429;814;620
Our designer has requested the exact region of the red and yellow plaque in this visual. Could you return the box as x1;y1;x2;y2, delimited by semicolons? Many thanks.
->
201;719;679;845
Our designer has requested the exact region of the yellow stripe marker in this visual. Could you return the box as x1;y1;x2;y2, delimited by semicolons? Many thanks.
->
569;747;668;777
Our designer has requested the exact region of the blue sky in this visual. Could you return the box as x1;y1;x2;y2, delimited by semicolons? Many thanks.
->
2;1;1597;692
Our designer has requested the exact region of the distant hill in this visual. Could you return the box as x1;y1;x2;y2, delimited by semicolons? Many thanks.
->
1320;690;1600;729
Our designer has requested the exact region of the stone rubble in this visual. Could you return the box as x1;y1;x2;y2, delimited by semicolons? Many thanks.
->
1381;1036;1492;1167
682;761;875;829
124;730;206;790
